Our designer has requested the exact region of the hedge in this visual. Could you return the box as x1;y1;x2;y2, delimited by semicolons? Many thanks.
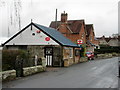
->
95;46;120;54
2;50;36;71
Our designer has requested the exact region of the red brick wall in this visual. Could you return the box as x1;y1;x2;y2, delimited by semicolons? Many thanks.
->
88;29;95;44
58;24;71;34
58;23;86;44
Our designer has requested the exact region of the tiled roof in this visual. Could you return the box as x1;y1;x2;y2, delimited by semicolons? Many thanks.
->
104;38;111;42
97;36;119;43
49;20;84;33
33;23;79;47
3;22;79;47
86;24;94;37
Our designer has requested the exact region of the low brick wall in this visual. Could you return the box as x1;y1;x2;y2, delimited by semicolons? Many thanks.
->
97;53;113;59
79;57;88;62
23;65;46;76
112;53;120;57
96;53;120;59
1;70;16;82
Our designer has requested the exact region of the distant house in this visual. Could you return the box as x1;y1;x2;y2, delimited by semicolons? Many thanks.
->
97;35;119;47
108;37;119;46
94;38;100;49
97;36;109;46
86;24;99;51
49;12;87;45
2;22;80;67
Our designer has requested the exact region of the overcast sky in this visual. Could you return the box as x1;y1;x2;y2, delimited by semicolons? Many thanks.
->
0;0;119;43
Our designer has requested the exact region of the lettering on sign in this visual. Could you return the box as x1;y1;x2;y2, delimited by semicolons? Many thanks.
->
77;39;83;44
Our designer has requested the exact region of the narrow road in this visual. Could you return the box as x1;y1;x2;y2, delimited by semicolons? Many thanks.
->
3;57;119;88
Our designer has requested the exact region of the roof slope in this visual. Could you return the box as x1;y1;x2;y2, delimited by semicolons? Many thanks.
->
86;24;94;37
49;20;84;33
3;22;79;47
33;23;78;47
96;36;111;43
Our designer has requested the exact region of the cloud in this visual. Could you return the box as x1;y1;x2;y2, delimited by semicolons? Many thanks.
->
0;0;119;38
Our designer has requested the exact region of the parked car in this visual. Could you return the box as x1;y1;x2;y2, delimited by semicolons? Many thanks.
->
86;51;94;60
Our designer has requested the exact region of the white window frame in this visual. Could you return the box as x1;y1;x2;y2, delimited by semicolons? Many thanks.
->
69;48;73;58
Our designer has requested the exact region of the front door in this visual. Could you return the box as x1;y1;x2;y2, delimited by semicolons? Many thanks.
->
45;47;53;66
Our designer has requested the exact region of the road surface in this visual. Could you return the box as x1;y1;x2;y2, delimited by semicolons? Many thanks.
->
3;57;119;88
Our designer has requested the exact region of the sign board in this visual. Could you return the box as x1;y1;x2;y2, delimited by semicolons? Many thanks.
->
77;39;83;44
45;37;50;41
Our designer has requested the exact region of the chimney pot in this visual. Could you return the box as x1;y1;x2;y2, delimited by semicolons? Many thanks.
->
61;11;68;23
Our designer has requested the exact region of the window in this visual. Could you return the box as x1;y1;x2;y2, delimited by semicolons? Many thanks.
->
64;47;73;58
69;48;73;58
75;49;80;56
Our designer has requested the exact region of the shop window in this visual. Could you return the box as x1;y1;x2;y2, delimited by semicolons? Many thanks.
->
69;48;73;58
75;49;80;56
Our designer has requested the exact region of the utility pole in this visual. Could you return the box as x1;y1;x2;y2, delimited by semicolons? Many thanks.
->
55;9;57;29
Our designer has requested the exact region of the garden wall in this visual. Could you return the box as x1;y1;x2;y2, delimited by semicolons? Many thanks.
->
23;65;46;76
1;70;16;82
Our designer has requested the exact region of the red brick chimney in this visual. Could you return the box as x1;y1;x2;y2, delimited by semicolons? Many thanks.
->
61;11;68;23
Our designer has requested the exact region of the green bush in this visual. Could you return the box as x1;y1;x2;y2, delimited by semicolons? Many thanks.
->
80;44;86;57
2;50;34;71
95;46;120;54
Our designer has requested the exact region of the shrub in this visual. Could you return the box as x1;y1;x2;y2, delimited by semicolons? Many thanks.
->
2;50;32;71
80;44;86;57
94;46;120;54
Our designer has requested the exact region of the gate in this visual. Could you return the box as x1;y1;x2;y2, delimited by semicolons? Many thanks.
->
15;56;23;77
45;47;53;66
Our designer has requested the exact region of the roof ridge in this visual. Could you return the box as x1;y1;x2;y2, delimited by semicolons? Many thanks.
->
51;19;85;22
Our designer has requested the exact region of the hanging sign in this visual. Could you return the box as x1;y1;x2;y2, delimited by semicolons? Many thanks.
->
77;39;83;44
45;37;50;41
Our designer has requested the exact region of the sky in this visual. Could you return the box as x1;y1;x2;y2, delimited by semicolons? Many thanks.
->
0;0;119;44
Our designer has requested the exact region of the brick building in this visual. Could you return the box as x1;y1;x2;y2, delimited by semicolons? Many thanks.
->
49;12;87;45
86;24;99;51
50;11;98;52
97;35;120;46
